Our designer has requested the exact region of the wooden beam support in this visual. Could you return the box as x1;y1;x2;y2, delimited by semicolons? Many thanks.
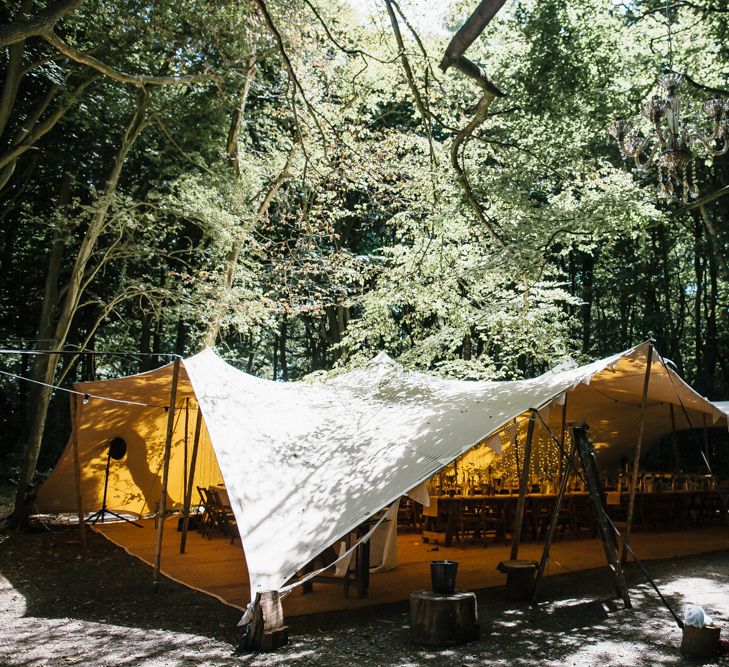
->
180;407;203;554
510;409;536;561
622;343;653;563
70;393;86;546
670;403;680;476
153;357;181;588
532;438;577;603
558;395;568;482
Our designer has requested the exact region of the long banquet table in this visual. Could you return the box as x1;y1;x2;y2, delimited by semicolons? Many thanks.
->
419;488;728;546
421;493;591;547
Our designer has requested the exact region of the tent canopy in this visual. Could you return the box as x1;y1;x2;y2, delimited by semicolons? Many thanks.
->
36;341;726;601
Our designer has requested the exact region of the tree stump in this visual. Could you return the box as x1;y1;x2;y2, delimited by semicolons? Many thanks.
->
680;625;721;658
497;559;538;600
242;591;289;652
410;590;479;646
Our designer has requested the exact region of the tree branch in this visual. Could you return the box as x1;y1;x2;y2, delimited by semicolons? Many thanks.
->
440;0;508;73
682;71;729;97
41;31;215;87
439;0;508;246
0;0;84;47
670;183;729;216
383;0;435;160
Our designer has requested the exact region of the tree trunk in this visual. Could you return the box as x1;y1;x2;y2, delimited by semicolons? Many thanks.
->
279;316;288;381
693;213;704;391
139;310;152;372
10;93;148;526
580;253;594;353
226;55;256;177
702;210;718;396
0;0;33;138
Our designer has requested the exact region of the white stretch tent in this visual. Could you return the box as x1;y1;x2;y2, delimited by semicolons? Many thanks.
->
36;341;727;601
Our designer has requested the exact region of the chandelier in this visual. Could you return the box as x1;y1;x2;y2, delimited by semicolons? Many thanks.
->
606;4;729;203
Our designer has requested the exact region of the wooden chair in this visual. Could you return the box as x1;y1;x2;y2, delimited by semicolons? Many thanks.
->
208;487;239;544
480;500;508;546
456;500;483;543
196;486;215;538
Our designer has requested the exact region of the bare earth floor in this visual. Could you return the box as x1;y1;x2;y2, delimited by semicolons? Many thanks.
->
1;515;729;666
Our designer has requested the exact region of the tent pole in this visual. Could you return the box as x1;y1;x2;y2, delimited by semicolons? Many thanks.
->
532;438;578;603
669;404;680;476
621;343;653;564
509;409;536;561
180;407;203;554
702;414;710;465
153;357;181;589
183;398;189;501
558;396;568;483
70;394;86;547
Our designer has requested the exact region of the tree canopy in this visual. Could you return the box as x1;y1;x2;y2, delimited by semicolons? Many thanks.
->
0;0;727;506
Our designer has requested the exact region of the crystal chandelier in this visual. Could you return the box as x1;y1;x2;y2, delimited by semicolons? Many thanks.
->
606;4;729;203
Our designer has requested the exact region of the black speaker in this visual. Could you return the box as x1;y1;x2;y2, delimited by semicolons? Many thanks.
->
108;437;127;460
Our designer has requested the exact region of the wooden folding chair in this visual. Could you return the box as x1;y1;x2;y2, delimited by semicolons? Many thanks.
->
208;487;239;544
196;486;215;538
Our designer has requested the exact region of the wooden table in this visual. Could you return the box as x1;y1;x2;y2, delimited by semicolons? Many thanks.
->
605;489;726;529
302;520;373;598
422;493;590;547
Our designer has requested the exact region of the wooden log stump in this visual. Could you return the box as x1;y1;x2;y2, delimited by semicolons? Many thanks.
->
242;591;289;652
497;559;538;600
680;625;721;658
410;590;479;646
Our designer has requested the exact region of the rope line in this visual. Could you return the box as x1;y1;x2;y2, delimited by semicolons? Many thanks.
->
0;368;168;409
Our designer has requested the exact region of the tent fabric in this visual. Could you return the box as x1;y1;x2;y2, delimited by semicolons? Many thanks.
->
36;341;727;603
714;401;729;418
182;341;724;597
35;364;221;517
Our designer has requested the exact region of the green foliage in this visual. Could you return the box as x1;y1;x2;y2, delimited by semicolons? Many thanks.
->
0;0;727;472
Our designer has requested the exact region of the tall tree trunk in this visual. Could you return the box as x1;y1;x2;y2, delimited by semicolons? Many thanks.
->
693;213;704;391
201;54;301;350
139;310;152;372
10;93;148;526
226;55;256;177
279;316;288;381
272;333;279;380
580;253;594;353
0;0;33;138
702;210;718;396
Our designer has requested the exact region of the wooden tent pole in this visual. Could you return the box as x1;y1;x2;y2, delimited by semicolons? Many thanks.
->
621;343;653;563
558;396;568;482
180;407;203;554
669;404;680;476
70;394;87;547
153;357;181;588
510;409;536;561
702;414;710;465
532;438;578;602
183;397;189;499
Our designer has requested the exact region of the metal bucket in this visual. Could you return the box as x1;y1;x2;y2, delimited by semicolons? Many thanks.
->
430;560;458;594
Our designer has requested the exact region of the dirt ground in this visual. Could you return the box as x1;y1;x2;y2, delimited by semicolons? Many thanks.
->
1;487;729;667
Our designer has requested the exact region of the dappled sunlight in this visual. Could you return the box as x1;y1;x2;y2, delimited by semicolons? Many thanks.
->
33;342;728;606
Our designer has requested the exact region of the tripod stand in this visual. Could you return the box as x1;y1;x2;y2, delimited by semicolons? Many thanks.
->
88;437;142;528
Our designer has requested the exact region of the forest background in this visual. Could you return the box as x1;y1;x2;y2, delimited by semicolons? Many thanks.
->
0;0;727;497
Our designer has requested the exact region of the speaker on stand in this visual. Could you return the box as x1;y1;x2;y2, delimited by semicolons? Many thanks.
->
88;437;142;527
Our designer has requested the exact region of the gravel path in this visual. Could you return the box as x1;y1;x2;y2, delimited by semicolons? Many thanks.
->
1;492;728;666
